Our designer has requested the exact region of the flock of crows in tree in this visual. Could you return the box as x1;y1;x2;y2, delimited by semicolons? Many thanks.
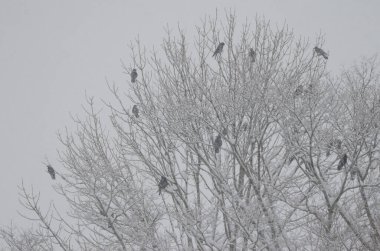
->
125;43;333;194
44;44;333;195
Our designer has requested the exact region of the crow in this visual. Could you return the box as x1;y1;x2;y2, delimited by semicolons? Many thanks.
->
294;85;303;97
158;176;169;195
131;69;138;83
132;105;139;118
314;46;328;60
337;153;348;170
213;134;223;153
212;42;225;57
47;165;55;180
249;48;256;63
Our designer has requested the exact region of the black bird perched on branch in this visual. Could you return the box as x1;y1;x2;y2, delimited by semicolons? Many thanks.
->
132;105;139;118
337;153;348;170
158;176;169;195
47;165;55;180
249;48;256;63
212;42;225;57
294;85;303;97
131;68;138;83
213;134;223;153
314;46;328;60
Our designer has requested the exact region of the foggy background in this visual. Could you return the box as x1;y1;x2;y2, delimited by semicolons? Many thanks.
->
0;0;379;230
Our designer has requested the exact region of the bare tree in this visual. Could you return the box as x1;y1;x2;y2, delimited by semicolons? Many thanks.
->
0;223;53;251
2;12;379;251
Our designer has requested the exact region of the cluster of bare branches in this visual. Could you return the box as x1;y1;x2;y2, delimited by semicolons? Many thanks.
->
1;12;379;251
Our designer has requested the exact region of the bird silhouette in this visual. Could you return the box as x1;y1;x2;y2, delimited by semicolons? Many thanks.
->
47;165;55;180
158;176;169;195
249;48;256;63
314;47;328;60
131;69;138;83
337;153;347;170
294;85;303;96
132;105;139;118
213;134;223;153
212;42;225;57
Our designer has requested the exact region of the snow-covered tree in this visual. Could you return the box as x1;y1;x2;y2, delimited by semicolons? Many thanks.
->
2;13;380;251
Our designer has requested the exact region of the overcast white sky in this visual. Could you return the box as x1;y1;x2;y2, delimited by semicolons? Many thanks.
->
0;0;379;229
